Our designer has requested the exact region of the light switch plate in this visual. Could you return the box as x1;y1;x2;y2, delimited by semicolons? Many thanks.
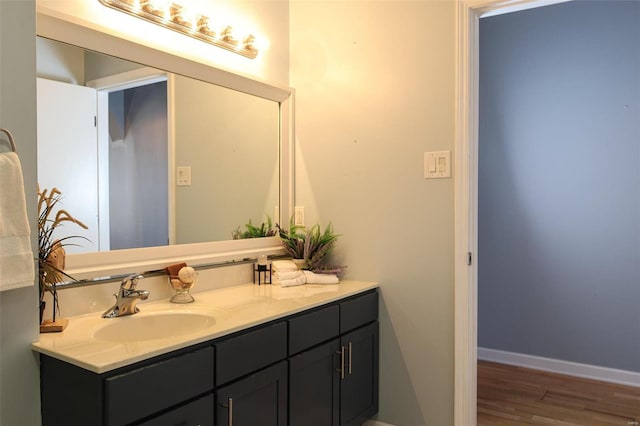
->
177;166;192;186
424;151;451;179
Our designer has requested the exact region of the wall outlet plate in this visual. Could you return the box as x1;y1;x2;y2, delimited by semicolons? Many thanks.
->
294;206;305;226
177;166;192;186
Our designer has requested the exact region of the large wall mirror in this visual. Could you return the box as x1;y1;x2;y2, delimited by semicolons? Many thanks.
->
37;13;292;280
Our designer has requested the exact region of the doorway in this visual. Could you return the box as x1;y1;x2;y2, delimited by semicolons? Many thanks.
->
105;81;169;250
88;69;169;251
477;0;640;374
455;0;640;424
454;1;581;425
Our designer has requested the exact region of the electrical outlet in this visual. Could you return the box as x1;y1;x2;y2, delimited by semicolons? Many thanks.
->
177;166;192;186
294;206;305;226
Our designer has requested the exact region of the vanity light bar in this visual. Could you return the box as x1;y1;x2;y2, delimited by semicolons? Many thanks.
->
98;0;259;59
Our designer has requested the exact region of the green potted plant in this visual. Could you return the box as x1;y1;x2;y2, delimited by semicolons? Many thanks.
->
232;216;276;240
276;217;345;273
38;187;88;332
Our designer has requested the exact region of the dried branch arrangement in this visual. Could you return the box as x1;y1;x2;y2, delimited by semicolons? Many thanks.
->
38;187;88;323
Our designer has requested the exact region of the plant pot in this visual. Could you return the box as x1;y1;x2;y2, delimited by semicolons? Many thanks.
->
39;294;68;333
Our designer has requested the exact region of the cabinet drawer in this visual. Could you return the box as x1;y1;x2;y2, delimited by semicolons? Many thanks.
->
139;393;214;426
340;291;378;333
105;347;214;426
288;304;339;355
216;322;287;385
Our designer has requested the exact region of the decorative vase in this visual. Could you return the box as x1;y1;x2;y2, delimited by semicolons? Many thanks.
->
168;266;197;303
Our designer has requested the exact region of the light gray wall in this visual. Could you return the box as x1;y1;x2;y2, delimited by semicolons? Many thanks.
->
84;50;144;82
36;37;84;84
291;2;455;424
478;0;640;372
173;74;279;243
36;37;145;85
0;1;41;425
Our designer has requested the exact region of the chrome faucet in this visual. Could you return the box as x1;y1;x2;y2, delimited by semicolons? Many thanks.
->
102;274;149;318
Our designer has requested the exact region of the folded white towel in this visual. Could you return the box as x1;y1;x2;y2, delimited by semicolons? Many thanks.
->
303;271;339;284
276;275;307;288
273;270;306;287
0;152;35;291
272;260;298;272
275;270;305;280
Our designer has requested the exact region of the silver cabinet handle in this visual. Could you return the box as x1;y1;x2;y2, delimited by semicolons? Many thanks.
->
228;397;233;426
336;346;346;379
348;342;353;375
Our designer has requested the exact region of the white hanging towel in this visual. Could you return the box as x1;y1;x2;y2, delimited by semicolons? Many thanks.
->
0;152;35;291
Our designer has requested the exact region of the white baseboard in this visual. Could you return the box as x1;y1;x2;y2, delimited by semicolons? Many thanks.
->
363;421;396;426
478;347;640;388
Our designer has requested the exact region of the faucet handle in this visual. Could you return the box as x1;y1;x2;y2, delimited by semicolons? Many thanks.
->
121;273;144;290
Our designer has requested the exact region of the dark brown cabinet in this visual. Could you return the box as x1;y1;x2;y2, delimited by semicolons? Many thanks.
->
216;361;288;426
288;290;379;426
339;322;379;426
214;322;288;425
215;322;287;386
289;339;341;426
138;394;215;426
40;346;215;426
40;289;378;426
105;347;214;426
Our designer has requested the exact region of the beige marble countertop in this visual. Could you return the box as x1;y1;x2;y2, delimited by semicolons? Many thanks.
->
32;280;378;374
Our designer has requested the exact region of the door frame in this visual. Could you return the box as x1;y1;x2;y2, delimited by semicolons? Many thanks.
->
453;1;572;424
86;68;169;250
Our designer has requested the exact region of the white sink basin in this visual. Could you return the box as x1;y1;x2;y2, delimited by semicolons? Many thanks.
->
94;312;216;342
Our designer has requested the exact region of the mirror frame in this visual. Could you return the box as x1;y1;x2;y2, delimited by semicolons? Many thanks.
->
37;12;293;280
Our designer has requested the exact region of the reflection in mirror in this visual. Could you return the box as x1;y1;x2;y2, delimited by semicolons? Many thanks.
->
106;79;169;250
36;37;279;254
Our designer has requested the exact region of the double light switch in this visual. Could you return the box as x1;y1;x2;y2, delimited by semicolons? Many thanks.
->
424;151;451;179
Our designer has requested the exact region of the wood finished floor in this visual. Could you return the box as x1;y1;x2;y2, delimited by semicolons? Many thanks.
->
478;361;640;426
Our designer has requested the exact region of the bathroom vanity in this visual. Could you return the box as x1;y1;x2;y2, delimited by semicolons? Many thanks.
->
34;281;379;426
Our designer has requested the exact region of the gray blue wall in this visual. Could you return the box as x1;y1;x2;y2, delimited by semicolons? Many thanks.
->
109;82;169;250
478;0;640;372
0;1;41;424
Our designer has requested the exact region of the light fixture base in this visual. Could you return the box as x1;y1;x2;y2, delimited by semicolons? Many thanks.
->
98;0;258;59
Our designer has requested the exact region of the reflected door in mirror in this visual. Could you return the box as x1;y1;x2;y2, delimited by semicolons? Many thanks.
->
37;78;99;253
107;81;169;250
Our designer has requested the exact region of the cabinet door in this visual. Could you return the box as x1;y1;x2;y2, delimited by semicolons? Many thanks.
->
289;339;340;426
340;322;379;426
216;361;287;426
